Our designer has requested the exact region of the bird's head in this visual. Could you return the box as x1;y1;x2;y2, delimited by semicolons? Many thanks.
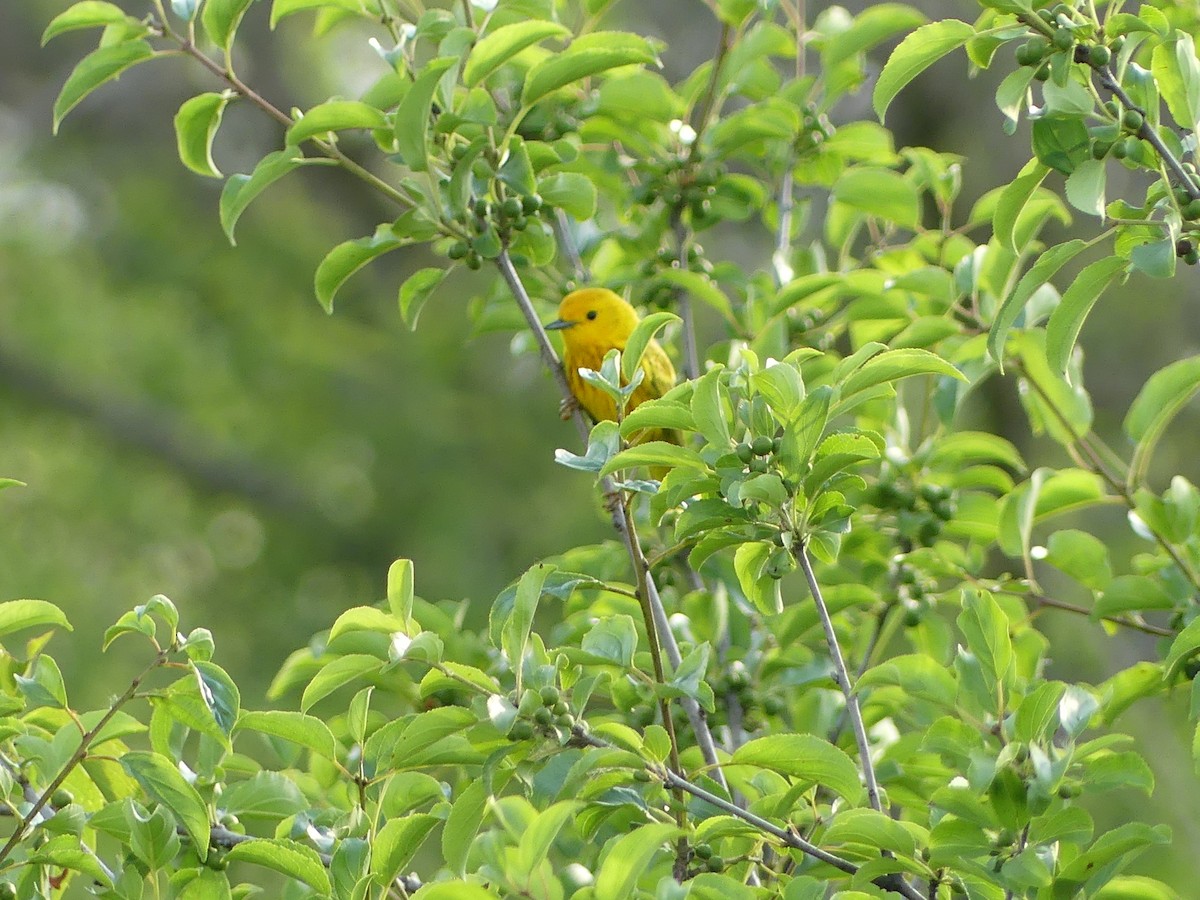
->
545;288;639;350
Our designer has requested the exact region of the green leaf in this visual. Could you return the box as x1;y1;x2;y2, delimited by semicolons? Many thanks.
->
464;21;570;87
42;1;132;44
1094;575;1174;619
731;734;863;800
219;149;315;245
122;751;211;862
443;779;489;876
839;348;964;400
823;808;917;856
287;100;387;146
600;441;708;475
620;400;695;438
989;239;1088;366
28;836;113;888
270;0;362;28
831;167;921;228
873;20;975;120
994;159;1049;251
593;823;680;900
1152;33;1200;132
314;225;404;313
202;0;255;50
1031;116;1091;175
1166;617;1200;679
15;655;68;709
580;615;638;667
191;660;241;736
523;32;660;107
1044;529;1112;590
372;814;438;886
536;172;598;220
0;599;72;639
394;58;458;172
1065;159;1106;218
1014;681;1065;743
515;801;580;878
957;590;1013;692
824;4;928;68
220;771;307;820
53;40;157;133
225;838;331;894
387;558;415;622
503;563;551;686
398;267;447;330
1125;356;1200;484
622;312;679;382
236;710;339;760
858;654;957;708
175;92;232;178
408;883;499;900
300;654;383;712
1130;237;1176;279
690;367;731;448
1045;256;1127;374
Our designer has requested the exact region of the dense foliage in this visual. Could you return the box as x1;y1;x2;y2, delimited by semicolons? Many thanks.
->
8;0;1200;895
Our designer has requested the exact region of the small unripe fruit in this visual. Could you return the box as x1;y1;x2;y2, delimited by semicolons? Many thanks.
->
447;241;468;260
1033;64;1051;82
533;707;553;726
749;458;769;474
511;216;529;231
751;436;774;456
540;685;560;705
1111;140;1128;159
51;789;74;808
510;720;534;740
450;143;468;161
1186;250;1199;265
1053;28;1073;51
522;193;543;214
706;856;725;872
1088;44;1111;66
771;437;782;454
1091;141;1112;159
501;198;523;218
473;198;489;217
1186;199;1200;220
693;842;713;860
735;442;754;463
633;769;652;782
1103;100;1120;117
552;700;569;715
1122;109;1144;131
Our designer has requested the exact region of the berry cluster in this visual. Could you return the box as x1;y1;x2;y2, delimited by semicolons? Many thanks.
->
447;190;543;270
507;683;574;740
868;475;956;548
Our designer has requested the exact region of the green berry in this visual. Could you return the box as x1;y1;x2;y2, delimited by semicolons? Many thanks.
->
465;253;482;271
735;442;754;463
447;241;469;260
633;769;652;782
706;856;725;873
540;685;560;705
512;216;529;231
1111;140;1128;159
693;842;714;860
1088;44;1111;66
771;437;782;454
501;198;523;218
1186;199;1200;220
1053;28;1073;51
510;720;534;740
1033;64;1051;82
751;436;774;456
749;458;769;474
1176;238;1194;257
1186;250;1199;265
1103;100;1120;117
533;707;553;726
552;700;569;715
555;713;575;728
1091;141;1112;159
450;143;468;161
1122;109;1144;131
522;193;543;214
51;789;74;808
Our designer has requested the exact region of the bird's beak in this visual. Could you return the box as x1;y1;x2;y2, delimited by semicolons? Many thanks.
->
544;318;575;331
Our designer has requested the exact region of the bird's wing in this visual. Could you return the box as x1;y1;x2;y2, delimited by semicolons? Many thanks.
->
637;339;677;400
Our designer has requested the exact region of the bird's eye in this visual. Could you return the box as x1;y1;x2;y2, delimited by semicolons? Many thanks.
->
586;310;598;320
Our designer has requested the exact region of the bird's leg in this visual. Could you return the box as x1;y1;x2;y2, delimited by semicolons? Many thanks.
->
559;394;581;421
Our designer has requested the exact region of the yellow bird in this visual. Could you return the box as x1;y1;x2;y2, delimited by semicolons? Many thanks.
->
545;287;678;444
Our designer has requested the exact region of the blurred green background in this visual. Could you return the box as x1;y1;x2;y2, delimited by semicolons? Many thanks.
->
5;0;1200;887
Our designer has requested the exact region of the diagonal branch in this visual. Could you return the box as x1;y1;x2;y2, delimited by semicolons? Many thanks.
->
798;544;885;815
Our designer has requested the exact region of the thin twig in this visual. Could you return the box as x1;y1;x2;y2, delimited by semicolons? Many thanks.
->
798;544;885;815
0;651;169;864
554;210;590;283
